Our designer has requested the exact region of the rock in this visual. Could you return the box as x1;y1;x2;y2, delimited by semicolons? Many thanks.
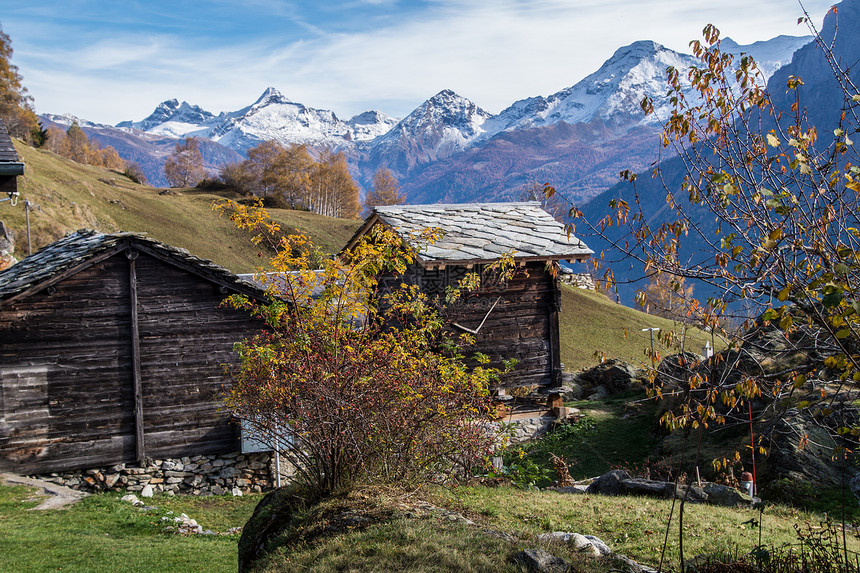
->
582;535;611;556
703;483;752;507
509;549;570;573
622;478;674;498
546;485;587;494
578;359;646;395
612;554;659;573
141;485;154;498
232;487;243;497
558;383;584;402
586;470;631;495
121;494;143;506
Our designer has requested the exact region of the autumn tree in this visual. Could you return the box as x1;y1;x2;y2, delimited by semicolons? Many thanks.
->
635;268;695;322
59;122;89;164
164;137;205;188
551;13;860;497
243;141;312;208
215;200;504;495
363;167;406;215
309;149;360;218
0;26;38;140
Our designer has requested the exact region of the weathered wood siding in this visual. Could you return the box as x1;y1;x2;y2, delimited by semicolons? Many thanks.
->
0;256;135;473
401;260;561;388
0;250;260;474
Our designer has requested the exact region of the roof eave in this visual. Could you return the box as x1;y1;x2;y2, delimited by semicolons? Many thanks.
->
0;163;24;176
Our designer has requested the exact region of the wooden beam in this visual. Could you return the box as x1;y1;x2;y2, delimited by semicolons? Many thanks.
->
127;249;145;464
549;269;563;387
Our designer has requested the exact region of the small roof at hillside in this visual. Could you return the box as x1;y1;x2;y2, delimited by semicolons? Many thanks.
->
0;118;24;176
0;229;263;305
344;202;592;266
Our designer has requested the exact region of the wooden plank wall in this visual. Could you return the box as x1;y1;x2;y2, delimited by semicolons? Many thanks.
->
0;250;262;474
134;254;252;460
404;261;559;389
0;256;136;473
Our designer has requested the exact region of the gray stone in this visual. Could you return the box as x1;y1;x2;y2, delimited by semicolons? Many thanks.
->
231;487;243;497
219;467;240;479
582;535;611;556
703;483;752;506
586;470;631;495
141;485;154;498
509;549;570;573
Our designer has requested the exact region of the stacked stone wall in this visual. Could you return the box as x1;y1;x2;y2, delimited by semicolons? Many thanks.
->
34;452;279;496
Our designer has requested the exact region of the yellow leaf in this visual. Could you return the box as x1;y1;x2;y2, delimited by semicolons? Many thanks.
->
766;133;780;147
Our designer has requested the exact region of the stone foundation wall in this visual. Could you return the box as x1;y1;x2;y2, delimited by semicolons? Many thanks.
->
34;452;279;496
498;416;557;444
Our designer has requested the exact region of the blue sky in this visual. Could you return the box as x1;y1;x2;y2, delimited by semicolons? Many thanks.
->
2;1;834;125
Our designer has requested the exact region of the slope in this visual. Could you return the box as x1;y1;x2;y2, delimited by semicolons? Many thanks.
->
559;283;718;371
2;142;361;273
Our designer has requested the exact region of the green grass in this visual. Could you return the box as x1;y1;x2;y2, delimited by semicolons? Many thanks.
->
559;284;723;371
245;484;860;572
0;485;261;573
512;391;662;482
435;485;860;571
6;142;361;272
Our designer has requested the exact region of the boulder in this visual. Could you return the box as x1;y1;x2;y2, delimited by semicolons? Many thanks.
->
509;549;570;573
703;483;752;507
578;360;646;395
585;470;631;495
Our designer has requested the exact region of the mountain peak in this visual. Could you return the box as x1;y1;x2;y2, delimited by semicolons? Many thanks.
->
253;87;292;106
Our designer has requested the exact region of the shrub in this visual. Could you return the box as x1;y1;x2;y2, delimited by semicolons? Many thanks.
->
217;200;507;496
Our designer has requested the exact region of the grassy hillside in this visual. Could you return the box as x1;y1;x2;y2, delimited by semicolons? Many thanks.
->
4;141;715;370
559;284;721;371
2;142;361;273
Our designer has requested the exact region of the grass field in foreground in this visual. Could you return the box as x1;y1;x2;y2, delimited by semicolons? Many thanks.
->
0;485;261;573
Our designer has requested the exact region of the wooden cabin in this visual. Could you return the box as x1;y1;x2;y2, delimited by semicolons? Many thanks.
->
0;118;24;199
0;230;265;474
344;202;592;389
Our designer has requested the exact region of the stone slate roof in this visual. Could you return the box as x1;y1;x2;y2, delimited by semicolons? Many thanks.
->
0;118;20;163
346;202;592;264
0;229;264;305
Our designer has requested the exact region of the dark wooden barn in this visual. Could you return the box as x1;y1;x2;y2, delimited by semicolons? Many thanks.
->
344;202;592;389
0;230;265;474
0;118;24;199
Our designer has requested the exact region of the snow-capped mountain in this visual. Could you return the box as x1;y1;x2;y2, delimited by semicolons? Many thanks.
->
118;87;399;153
41;30;810;198
485;41;698;136
346;110;400;142
116;99;217;137
364;89;493;174
721;35;812;80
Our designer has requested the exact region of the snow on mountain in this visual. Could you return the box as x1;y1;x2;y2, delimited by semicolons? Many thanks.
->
116;99;218;137
205;87;352;150
366;89;493;174
41;113;117;130
721;35;813;80
347;110;399;142
116;88;400;153
482;35;809;140
484;41;698;136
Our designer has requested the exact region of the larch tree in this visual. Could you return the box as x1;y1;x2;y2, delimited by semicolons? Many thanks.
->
163;137;205;188
363;168;406;215
310;150;360;219
59;122;89;164
0;26;38;141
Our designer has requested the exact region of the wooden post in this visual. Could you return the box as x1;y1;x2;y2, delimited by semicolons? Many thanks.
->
549;267;563;386
127;250;145;464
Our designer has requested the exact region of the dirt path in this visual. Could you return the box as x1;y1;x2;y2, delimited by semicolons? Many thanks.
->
1;472;89;510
